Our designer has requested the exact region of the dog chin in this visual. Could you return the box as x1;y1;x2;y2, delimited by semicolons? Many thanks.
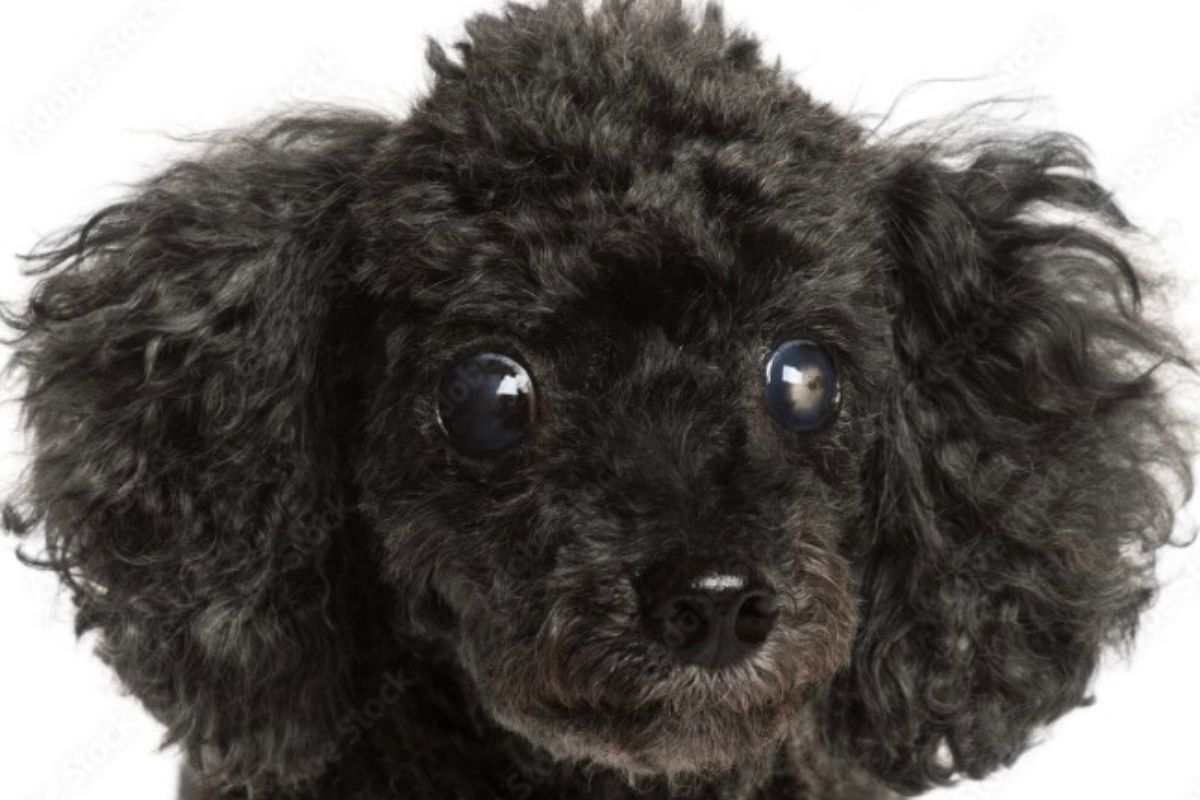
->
488;695;794;778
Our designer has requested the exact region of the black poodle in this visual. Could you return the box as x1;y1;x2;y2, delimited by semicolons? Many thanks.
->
5;2;1193;799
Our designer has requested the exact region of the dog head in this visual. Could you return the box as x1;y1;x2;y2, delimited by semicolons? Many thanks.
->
7;1;1190;795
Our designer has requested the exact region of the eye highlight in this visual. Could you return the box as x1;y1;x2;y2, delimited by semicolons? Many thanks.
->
763;340;840;432
437;352;536;454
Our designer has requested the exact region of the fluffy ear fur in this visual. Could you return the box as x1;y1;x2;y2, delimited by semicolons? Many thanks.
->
4;112;391;792
827;133;1193;792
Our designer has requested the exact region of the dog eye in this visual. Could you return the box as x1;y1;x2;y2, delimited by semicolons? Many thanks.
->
437;352;537;454
763;340;840;431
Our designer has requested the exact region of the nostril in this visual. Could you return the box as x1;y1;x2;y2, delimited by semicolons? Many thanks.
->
732;590;778;646
656;597;713;651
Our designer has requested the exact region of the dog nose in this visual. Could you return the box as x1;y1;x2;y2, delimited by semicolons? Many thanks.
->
637;557;779;669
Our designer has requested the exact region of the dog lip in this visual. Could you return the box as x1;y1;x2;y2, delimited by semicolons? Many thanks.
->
535;691;791;728
494;696;792;778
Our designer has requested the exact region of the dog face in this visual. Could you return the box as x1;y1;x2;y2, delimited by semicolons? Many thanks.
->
357;92;887;771
7;2;1190;796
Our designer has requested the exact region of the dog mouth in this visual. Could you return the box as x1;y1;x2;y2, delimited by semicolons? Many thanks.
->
470;615;842;777
487;679;801;776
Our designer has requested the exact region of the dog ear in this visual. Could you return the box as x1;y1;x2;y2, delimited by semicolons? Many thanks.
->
5;112;391;792
825;134;1193;791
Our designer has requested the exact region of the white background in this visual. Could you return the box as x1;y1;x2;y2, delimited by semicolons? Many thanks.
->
1;2;1198;798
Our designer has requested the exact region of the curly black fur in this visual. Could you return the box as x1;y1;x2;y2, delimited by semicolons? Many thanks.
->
5;2;1192;799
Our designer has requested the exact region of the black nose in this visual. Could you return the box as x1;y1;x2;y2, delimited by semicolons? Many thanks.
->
637;557;779;669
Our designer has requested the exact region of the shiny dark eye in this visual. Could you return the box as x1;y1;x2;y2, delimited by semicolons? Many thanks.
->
437;352;536;454
763;340;840;431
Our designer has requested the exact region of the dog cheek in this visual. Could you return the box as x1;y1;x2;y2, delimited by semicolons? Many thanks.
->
786;551;859;680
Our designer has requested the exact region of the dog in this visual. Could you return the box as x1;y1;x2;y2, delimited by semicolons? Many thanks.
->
5;2;1192;798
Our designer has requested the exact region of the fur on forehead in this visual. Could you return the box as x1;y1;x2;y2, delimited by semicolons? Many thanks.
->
352;0;886;331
